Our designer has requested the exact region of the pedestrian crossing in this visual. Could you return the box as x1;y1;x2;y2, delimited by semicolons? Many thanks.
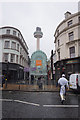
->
0;98;79;108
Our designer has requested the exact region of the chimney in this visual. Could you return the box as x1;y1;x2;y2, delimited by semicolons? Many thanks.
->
64;11;71;19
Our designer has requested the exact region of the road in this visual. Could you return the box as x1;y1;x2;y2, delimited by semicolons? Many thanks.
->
1;91;80;119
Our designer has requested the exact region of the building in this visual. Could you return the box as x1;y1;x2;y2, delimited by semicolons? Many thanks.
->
30;50;47;82
0;26;29;83
30;27;47;84
54;11;80;81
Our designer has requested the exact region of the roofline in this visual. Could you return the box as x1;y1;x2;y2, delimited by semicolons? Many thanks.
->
0;26;29;50
54;11;80;37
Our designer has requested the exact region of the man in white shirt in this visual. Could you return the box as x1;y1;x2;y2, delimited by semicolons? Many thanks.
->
58;74;69;104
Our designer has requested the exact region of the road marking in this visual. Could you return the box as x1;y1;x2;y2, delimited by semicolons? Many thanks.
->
0;99;40;107
14;100;40;106
0;99;13;102
43;104;79;108
0;99;79;108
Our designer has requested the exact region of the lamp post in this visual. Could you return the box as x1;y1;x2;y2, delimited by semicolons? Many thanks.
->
5;61;9;88
51;50;54;84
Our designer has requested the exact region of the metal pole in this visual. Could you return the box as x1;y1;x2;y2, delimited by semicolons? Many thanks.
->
5;62;9;88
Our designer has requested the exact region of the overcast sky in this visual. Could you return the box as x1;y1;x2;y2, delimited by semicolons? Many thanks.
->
0;1;79;59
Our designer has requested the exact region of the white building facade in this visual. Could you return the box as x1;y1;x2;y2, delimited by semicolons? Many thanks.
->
0;26;29;83
54;11;80;80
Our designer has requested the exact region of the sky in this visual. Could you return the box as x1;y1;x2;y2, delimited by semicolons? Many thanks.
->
0;1;79;59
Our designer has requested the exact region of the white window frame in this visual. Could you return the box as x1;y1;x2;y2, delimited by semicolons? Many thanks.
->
3;53;9;62
11;54;15;63
69;46;75;58
17;44;19;51
11;41;16;50
6;29;10;34
69;32;74;41
68;20;73;26
4;41;10;48
13;30;16;36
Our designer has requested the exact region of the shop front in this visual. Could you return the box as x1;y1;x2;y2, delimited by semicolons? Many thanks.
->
54;57;80;82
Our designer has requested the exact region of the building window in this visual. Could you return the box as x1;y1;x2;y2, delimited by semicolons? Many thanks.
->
69;32;74;41
11;42;16;50
13;30;16;36
58;51;60;61
6;29;10;34
20;56;21;64
11;54;15;63
20;47;22;54
68;20;73;26
4;41;10;48
79;16;80;22
69;46;75;58
58;40;60;47
18;33;20;38
57;29;59;36
17;44;19;51
16;55;18;63
3;53;9;62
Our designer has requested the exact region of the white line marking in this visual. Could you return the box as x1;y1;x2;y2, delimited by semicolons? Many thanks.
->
0;99;79;108
0;99;13;102
14;100;40;106
43;105;79;108
0;99;40;107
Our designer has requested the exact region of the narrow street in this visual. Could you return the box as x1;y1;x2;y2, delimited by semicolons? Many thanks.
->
1;91;80;119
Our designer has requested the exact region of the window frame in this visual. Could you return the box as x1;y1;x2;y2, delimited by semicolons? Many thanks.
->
3;53;9;62
4;41;10;49
13;30;16;36
68;31;74;41
11;41;16;50
68;20;73;27
6;29;10;34
11;54;15;63
69;46;75;58
17;44;19;51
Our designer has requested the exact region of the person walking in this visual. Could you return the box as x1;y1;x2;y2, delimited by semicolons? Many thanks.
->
58;74;69;104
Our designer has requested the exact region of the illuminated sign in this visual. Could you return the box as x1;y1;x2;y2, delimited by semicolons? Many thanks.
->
66;60;79;64
36;60;42;66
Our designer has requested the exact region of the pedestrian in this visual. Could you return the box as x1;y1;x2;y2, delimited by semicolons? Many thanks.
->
58;74;69;104
38;77;43;89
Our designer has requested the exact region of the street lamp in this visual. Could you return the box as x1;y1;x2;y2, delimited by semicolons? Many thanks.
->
51;50;54;84
5;61;9;88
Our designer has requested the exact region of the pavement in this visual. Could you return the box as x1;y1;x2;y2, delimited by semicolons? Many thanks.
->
0;83;72;92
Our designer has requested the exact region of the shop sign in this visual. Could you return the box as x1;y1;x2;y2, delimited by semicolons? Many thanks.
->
36;60;42;66
24;67;30;72
66;60;79;64
24;67;36;72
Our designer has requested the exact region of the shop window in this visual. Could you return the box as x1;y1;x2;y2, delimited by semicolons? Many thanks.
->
68;32;74;41
11;54;15;63
69;46;75;58
4;41;10;48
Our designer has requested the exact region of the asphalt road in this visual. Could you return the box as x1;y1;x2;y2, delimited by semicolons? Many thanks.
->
1;91;80;119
